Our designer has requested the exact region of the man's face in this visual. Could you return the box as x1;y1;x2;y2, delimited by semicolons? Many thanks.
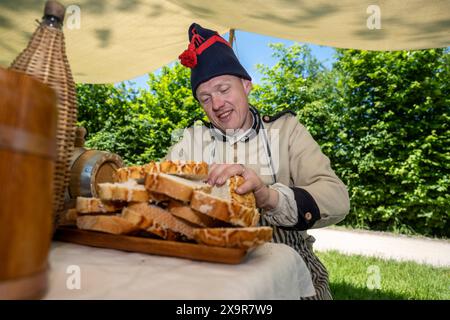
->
196;75;253;133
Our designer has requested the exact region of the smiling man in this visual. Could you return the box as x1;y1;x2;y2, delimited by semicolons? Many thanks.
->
166;23;350;300
196;75;253;132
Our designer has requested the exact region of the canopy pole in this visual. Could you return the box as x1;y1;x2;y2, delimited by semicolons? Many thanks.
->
229;28;235;47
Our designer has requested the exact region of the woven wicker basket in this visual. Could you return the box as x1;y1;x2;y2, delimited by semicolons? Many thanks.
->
9;0;77;228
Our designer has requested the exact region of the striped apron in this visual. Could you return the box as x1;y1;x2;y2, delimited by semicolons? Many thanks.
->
260;216;332;300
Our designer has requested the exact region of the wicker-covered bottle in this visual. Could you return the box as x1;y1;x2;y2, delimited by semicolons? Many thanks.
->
10;0;77;228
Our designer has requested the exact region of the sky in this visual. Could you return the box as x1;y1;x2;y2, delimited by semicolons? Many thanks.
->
119;30;337;90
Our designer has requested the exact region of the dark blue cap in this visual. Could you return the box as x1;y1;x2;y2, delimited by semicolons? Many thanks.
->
179;23;251;99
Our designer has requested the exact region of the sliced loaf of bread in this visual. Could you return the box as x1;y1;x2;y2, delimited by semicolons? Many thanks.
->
77;215;138;235
98;180;149;202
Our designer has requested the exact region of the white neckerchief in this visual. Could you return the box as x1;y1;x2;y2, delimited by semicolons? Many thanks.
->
211;112;255;145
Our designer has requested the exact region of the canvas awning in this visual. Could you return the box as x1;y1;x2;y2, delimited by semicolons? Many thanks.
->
0;0;448;83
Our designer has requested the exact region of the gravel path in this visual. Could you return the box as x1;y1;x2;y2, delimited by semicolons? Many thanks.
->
308;227;450;267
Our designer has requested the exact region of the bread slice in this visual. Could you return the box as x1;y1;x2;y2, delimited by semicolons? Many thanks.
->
190;176;259;227
151;160;208;180
59;208;78;226
167;200;225;228
121;206;178;240
145;173;211;202
76;197;124;214
147;191;170;203
114;160;209;182
228;175;256;209
76;215;138;235
122;203;196;240
193;227;273;249
113;165;147;182
98;180;149;202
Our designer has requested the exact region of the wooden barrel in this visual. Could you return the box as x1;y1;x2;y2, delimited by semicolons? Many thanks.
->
0;67;57;299
67;148;124;200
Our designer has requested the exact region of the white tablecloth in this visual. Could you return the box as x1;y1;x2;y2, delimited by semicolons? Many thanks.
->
44;241;315;299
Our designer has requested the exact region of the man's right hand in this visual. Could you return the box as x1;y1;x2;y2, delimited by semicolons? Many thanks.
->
207;163;279;210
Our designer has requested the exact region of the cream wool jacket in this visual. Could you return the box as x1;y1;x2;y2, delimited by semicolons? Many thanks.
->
165;108;350;236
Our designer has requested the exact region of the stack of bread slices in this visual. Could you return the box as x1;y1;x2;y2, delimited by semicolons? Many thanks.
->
63;160;273;250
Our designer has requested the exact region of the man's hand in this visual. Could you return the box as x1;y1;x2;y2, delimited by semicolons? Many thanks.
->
207;163;279;210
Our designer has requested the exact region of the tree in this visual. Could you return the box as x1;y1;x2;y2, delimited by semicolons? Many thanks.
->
333;48;449;236
76;83;127;135
251;44;449;237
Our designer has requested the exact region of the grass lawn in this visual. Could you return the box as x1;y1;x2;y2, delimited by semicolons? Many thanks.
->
315;250;450;300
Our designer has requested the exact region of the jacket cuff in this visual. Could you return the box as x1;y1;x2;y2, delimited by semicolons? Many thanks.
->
281;187;320;230
262;183;299;227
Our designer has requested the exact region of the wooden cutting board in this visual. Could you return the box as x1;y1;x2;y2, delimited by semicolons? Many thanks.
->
54;227;248;264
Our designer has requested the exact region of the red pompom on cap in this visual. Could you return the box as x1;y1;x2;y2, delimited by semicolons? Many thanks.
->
179;43;197;68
